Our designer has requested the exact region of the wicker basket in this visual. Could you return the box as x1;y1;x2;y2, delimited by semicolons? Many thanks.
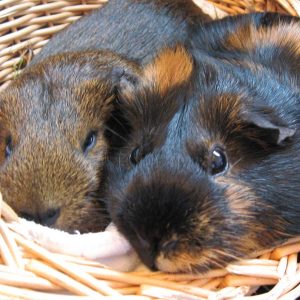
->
1;1;300;299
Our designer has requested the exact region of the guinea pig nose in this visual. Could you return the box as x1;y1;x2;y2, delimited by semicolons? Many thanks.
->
19;208;60;227
134;234;158;271
162;240;179;253
19;211;35;222
39;208;61;227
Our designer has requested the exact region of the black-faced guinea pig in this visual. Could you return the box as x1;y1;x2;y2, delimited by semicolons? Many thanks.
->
106;13;300;273
0;0;210;233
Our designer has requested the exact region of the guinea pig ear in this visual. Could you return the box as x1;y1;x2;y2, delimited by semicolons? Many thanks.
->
109;65;141;96
141;45;194;94
59;51;142;98
241;105;296;146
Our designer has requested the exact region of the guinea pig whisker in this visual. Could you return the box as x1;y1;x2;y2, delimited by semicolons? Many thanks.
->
86;191;106;203
175;105;185;133
117;154;121;169
104;124;128;143
192;256;225;273
109;113;129;132
107;145;130;151
213;248;241;262
110;152;125;170
203;252;232;269
207;259;224;270
230;156;244;169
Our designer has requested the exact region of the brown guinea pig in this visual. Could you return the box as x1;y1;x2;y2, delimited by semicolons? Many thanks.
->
106;13;300;273
0;51;140;232
0;0;209;232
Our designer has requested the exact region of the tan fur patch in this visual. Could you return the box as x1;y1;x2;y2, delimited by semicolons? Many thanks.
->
156;251;197;273
156;247;236;273
216;177;290;249
226;22;300;55
143;45;193;94
215;177;255;218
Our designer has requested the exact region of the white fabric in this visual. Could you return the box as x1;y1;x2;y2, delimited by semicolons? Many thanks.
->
9;220;140;272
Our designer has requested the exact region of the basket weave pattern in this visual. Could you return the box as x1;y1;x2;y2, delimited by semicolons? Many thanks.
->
208;0;300;15
1;1;300;299
0;0;108;91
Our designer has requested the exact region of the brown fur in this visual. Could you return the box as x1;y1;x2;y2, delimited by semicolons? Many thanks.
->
155;175;288;273
0;0;209;232
107;13;300;271
0;51;140;232
143;46;193;96
225;21;300;54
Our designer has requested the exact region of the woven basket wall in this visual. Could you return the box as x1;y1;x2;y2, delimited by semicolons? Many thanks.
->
0;1;300;299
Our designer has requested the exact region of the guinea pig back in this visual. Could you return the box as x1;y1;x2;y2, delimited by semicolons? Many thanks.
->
106;14;300;273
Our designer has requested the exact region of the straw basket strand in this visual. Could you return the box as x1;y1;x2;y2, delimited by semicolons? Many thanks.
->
1;0;300;299
2;197;300;300
207;0;300;16
0;0;108;91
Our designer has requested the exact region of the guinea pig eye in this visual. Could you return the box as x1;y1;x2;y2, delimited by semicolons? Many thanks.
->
5;136;13;159
82;131;97;154
209;147;228;175
129;147;140;165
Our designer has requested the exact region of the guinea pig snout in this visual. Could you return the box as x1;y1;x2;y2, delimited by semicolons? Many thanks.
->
112;166;212;271
133;233;158;270
19;208;60;227
0;139;106;233
132;233;183;271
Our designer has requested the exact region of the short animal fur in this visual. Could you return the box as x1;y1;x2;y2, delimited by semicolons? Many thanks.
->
106;13;300;272
0;0;209;232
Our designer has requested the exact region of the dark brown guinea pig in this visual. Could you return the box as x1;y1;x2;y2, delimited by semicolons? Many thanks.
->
106;13;300;273
0;0;209;233
0;51;140;232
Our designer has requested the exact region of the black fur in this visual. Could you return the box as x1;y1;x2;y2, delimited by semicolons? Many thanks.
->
106;13;300;273
0;0;210;232
32;0;210;65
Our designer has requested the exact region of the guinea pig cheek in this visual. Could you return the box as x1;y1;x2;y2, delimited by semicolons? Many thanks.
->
214;177;268;252
156;178;262;273
155;208;221;273
155;240;203;273
214;177;255;222
156;247;228;273
155;219;227;273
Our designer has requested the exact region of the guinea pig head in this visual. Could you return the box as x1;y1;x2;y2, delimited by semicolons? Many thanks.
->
107;48;298;273
0;50;140;233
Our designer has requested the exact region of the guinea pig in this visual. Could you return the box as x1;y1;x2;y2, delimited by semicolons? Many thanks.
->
0;0;209;233
106;13;300;273
0;50;140;233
